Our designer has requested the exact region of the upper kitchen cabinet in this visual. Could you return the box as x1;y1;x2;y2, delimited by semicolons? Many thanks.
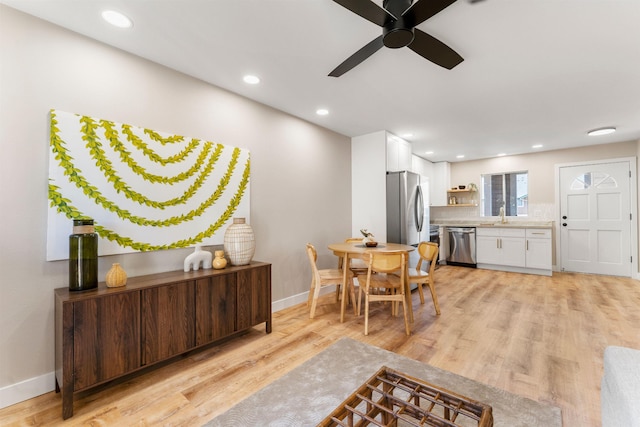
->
386;134;412;172
431;162;451;206
412;155;433;179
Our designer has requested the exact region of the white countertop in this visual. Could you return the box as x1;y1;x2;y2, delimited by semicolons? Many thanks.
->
432;220;553;229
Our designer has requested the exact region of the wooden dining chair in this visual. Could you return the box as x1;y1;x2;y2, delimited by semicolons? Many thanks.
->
339;237;369;283
306;243;354;319
407;241;441;315
356;250;410;336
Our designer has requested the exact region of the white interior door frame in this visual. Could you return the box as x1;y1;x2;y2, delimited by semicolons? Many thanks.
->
554;157;638;278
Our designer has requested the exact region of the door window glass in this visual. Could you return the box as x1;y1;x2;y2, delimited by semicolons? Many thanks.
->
570;172;618;190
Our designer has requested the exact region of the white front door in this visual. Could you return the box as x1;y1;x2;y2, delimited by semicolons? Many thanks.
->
559;161;632;276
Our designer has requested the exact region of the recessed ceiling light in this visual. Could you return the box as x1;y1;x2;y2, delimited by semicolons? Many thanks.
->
588;127;616;136
243;75;260;84
316;108;329;116
101;10;133;28
532;144;543;149
456;155;465;159
497;153;506;157
424;151;434;155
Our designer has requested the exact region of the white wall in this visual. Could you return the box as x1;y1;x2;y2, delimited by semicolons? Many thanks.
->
0;6;351;406
352;131;387;241
450;141;638;205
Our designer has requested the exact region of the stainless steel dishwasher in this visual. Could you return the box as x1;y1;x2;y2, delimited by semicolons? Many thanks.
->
446;227;477;267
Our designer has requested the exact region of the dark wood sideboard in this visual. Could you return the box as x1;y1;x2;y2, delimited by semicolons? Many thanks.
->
54;261;271;419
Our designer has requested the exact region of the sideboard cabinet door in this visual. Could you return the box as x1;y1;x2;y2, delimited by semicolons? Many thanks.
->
73;292;141;391
237;264;272;332
195;274;237;346
142;282;195;365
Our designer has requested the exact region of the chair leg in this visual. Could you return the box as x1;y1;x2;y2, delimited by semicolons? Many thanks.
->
417;281;425;304
391;289;399;316
427;278;441;315
357;279;363;316
307;278;315;308
364;293;370;336
309;278;323;319
400;299;410;336
349;276;358;315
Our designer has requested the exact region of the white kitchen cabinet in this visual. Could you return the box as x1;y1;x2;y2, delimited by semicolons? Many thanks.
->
430;161;450;206
386;135;412;172
411;155;432;178
476;226;552;275
476;228;525;267
525;229;552;270
501;236;527;267
476;234;501;265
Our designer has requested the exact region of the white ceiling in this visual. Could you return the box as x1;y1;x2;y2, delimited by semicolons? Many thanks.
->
3;0;640;162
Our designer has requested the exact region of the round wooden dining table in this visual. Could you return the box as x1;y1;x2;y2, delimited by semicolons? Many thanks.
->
327;242;415;323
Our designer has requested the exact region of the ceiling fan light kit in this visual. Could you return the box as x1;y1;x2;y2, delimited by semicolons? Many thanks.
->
329;0;464;77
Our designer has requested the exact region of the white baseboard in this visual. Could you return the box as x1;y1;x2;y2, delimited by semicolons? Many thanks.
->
0;286;333;410
271;285;335;313
0;371;55;410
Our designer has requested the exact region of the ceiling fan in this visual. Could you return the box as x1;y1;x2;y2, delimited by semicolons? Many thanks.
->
329;0;464;77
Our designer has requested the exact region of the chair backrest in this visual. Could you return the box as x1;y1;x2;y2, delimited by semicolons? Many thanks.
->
364;250;407;291
363;251;406;273
417;241;439;274
306;243;319;275
339;238;364;269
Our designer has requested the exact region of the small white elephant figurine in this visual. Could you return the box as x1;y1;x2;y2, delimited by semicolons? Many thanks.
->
183;245;213;272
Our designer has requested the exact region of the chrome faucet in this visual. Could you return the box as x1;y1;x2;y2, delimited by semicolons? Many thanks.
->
499;206;506;224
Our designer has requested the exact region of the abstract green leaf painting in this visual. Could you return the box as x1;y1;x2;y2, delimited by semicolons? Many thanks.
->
46;110;250;260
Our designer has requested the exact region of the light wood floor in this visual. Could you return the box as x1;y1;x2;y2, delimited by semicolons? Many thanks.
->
3;266;640;426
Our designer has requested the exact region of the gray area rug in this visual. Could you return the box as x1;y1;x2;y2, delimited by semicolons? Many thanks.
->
204;337;562;426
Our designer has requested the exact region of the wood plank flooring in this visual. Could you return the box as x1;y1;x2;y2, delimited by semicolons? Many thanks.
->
2;266;640;426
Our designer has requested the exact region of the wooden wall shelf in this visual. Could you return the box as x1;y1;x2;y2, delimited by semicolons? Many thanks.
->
446;189;477;206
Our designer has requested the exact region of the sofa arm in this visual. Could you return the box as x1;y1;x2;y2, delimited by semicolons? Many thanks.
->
601;346;640;427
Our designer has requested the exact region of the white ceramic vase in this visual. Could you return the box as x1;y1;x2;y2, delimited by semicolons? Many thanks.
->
224;218;255;265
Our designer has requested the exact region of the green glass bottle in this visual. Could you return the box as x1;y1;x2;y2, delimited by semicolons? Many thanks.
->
69;218;98;291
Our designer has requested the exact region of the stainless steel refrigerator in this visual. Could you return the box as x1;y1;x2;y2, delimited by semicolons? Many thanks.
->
386;171;429;249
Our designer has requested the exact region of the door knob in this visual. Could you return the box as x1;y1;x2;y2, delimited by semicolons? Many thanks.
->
562;215;567;219
562;223;567;227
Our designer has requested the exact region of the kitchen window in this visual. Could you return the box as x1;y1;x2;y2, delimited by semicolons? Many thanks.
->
481;171;528;217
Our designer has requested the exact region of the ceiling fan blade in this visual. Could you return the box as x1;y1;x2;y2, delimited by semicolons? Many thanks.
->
402;0;457;27
329;36;385;77
332;0;395;27
408;29;463;70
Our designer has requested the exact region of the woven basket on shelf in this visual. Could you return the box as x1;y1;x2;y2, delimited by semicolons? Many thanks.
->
223;218;255;265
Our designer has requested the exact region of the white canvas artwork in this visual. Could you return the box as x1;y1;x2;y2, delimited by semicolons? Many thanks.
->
47;110;250;261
